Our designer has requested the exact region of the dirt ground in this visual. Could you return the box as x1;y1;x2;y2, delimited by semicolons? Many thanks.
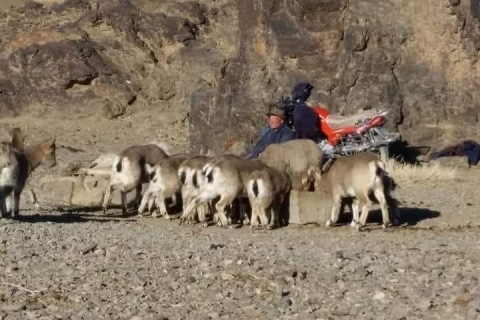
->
1;115;480;319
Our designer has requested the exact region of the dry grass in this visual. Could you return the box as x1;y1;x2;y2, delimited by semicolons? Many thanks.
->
385;158;457;184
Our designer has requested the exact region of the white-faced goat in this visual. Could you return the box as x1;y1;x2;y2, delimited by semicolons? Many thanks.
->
103;143;169;215
180;156;269;227
138;155;193;219
177;155;212;223
313;152;399;230
246;167;290;229
0;136;56;218
258;139;323;191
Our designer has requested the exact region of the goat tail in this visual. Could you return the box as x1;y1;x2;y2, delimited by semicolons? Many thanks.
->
202;164;215;184
112;156;122;172
252;180;259;198
248;179;263;199
179;169;187;186
150;141;170;156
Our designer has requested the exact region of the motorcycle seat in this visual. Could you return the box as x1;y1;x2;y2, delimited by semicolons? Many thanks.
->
326;109;378;130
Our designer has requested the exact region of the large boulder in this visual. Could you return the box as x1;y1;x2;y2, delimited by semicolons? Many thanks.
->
0;0;479;153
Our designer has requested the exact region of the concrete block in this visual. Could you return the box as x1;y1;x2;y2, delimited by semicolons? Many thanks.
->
288;190;332;225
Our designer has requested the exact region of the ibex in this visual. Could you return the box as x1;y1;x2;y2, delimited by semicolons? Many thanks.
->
258;139;324;191
246;166;290;229
102;143;169;216
313;152;399;230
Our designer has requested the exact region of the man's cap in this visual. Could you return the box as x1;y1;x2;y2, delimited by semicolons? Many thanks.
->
266;105;286;119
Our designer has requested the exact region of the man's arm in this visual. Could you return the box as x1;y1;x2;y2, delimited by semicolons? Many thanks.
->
279;127;295;143
246;129;271;159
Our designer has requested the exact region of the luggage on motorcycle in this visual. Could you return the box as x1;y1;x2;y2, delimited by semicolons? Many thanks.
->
326;109;378;130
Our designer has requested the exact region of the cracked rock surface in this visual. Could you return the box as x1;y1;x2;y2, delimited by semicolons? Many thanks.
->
0;0;479;153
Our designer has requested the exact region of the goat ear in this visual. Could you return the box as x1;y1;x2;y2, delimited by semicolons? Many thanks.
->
50;137;56;146
321;158;334;173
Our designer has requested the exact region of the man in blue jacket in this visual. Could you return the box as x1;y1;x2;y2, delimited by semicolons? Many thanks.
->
246;106;294;159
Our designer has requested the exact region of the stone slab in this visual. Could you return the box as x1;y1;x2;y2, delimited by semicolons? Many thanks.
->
288;190;332;225
40;175;139;208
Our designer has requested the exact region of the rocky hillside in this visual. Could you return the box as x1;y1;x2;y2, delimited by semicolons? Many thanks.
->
0;0;479;154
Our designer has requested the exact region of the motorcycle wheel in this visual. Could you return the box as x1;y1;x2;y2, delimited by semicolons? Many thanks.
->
379;145;389;162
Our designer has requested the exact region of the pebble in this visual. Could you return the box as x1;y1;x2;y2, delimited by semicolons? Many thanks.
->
373;291;386;300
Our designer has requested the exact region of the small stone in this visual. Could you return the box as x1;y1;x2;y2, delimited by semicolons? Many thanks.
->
221;272;234;281
1;302;26;312
416;298;432;311
373;291;385;300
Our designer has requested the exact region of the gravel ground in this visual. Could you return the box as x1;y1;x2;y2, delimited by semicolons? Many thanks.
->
1;169;479;320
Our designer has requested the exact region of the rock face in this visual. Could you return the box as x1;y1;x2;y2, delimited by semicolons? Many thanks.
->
0;0;479;152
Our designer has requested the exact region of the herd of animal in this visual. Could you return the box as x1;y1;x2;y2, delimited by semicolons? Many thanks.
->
0;128;399;231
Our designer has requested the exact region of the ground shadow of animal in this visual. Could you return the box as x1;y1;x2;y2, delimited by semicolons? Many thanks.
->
12;212;136;224
337;206;440;226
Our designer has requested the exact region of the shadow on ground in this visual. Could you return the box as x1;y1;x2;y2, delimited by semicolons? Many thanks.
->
329;206;441;227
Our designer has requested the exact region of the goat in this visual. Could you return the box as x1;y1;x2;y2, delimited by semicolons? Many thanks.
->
258;139;323;191
0;137;56;218
246;167;290;229
177;155;212;223
79;153;118;178
180;156;269;227
138;154;194;219
102;143;169;216
314;152;399;230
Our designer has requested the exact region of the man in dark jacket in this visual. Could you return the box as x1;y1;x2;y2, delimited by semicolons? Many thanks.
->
430;140;480;167
246;106;294;159
291;82;320;140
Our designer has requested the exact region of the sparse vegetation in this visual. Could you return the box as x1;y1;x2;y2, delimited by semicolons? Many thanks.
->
386;158;457;184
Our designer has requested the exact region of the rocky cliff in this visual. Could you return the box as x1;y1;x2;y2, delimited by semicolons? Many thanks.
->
1;0;479;154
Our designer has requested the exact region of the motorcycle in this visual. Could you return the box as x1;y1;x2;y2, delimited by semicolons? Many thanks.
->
275;97;399;159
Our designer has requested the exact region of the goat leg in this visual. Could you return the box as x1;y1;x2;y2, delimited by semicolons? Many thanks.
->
374;189;391;228
215;196;232;227
179;198;198;224
156;193;169;219
135;185;142;209
5;194;13;217
12;189;20;218
147;196;156;214
351;199;360;228
258;207;269;227
250;206;259;228
0;193;6;218
137;188;151;216
102;183;114;214
121;191;128;216
358;202;372;230
326;194;342;227
29;189;40;210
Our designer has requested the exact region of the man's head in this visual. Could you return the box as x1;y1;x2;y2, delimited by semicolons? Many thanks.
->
266;107;286;130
